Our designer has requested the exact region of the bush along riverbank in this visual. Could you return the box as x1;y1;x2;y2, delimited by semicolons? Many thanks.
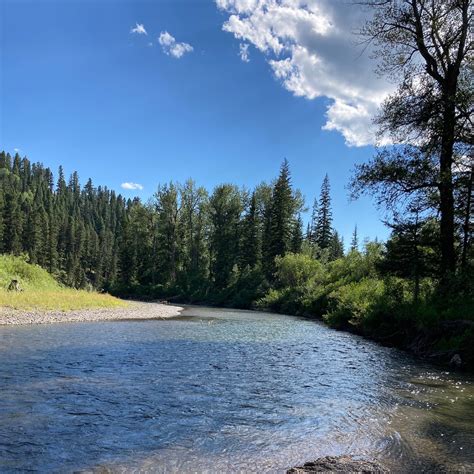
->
255;249;474;371
111;242;473;371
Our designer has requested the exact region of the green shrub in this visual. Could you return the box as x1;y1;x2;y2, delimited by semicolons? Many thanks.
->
274;253;323;288
256;288;287;311
324;278;385;328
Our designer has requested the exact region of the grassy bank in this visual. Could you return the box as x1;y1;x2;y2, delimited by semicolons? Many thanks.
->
0;255;126;311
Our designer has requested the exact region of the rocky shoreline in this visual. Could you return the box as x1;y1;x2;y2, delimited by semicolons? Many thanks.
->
0;301;184;325
288;456;387;473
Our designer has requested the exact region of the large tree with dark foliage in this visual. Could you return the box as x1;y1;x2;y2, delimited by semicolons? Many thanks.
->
209;184;243;291
381;212;439;302
354;0;473;286
264;159;303;277
239;192;262;270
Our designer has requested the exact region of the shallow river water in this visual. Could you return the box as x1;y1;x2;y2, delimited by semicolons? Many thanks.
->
0;306;473;473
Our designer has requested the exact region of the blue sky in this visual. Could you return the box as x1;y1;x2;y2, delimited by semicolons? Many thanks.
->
1;0;391;244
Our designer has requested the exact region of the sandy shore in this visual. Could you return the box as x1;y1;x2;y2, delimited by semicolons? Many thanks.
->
0;301;184;325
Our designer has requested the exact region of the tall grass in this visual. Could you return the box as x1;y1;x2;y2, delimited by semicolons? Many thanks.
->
0;255;126;311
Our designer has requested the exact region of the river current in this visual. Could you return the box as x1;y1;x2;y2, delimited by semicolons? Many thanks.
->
0;306;473;472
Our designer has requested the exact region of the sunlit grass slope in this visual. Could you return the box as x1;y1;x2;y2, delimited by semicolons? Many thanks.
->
0;255;127;311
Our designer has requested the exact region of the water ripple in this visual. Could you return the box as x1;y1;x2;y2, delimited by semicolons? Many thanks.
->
0;307;473;473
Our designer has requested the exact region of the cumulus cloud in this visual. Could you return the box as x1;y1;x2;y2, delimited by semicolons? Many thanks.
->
121;182;144;190
130;23;147;35
216;0;394;146
158;31;193;58
239;43;250;62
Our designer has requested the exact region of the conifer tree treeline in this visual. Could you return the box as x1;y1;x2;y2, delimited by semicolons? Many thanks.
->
0;152;344;301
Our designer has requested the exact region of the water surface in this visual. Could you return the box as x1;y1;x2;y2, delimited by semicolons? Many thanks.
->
0;306;473;472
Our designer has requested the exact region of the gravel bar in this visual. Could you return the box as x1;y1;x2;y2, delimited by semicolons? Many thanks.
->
0;301;184;325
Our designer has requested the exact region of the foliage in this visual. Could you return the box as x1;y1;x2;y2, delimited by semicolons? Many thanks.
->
355;0;473;282
257;243;473;354
0;153;312;302
324;278;385;329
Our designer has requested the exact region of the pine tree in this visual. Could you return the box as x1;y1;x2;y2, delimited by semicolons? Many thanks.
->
308;197;318;244
290;214;304;254
329;230;344;260
4;191;23;255
314;174;333;250
381;214;439;303
57;166;66;195
46;211;59;274
178;179;209;292
0;151;9;170
265;159;296;277
154;183;180;285
239;192;261;269
209;184;242;290
119;206;139;286
350;225;359;252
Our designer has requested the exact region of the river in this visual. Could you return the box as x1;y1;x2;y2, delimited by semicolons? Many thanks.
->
0;306;473;472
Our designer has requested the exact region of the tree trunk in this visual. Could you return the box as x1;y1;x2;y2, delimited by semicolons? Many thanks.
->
413;213;420;304
438;78;457;283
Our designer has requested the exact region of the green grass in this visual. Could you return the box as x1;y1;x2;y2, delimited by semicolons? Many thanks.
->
0;255;127;311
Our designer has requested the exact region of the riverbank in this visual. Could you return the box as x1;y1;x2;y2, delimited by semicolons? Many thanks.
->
251;305;473;372
0;301;184;325
312;314;474;372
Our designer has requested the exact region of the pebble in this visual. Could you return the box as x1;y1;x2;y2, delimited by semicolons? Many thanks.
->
0;302;184;325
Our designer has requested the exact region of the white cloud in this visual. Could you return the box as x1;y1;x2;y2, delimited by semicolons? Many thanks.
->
158;31;193;58
130;23;147;35
216;0;394;146
239;43;250;62
121;182;144;190
13;148;21;153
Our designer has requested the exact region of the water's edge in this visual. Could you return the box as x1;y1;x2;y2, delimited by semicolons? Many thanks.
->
154;299;474;372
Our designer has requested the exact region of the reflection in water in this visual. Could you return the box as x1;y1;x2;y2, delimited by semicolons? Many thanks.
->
0;306;473;473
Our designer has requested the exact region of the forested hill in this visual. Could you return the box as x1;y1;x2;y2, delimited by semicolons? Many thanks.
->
0;152;125;290
0;150;343;300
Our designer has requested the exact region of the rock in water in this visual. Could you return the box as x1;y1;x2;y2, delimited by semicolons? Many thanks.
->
7;279;22;292
288;456;387;473
450;353;462;368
